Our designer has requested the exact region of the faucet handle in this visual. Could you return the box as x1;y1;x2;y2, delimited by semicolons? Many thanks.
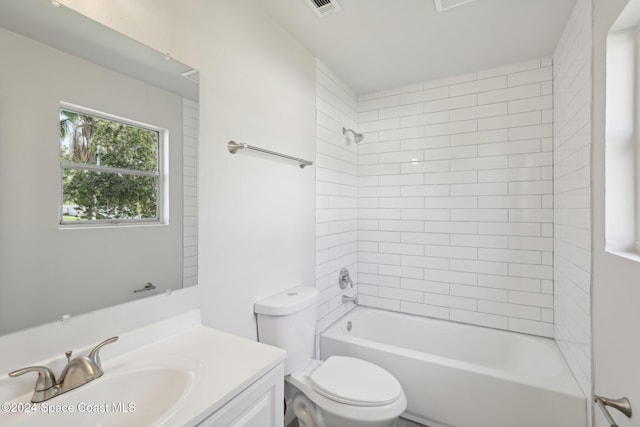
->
88;336;119;376
9;366;57;391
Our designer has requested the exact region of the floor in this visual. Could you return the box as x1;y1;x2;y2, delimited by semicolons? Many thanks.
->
287;417;426;427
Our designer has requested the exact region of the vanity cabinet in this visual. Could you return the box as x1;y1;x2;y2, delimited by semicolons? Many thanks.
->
196;363;284;427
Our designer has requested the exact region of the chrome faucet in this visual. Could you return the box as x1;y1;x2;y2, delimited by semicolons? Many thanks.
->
9;336;118;403
342;294;358;305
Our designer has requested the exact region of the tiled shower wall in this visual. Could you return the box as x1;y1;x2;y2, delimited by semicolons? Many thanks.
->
553;0;592;399
315;60;359;335
356;60;555;337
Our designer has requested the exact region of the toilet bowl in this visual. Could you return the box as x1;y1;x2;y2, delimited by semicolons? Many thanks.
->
287;357;407;427
254;286;407;427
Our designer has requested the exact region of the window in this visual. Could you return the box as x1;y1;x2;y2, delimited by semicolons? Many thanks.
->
59;106;163;225
606;4;640;258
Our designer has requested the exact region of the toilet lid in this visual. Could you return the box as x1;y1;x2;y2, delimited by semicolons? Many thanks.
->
308;356;402;407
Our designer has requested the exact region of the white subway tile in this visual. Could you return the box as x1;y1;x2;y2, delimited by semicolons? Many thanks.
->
477;274;541;292
379;264;424;279
424;245;478;260
379;197;424;209
478;139;541;157
425;269;478;286
451;234;508;248
402;255;450;270
508;67;552;87
401;135;450;150
379;242;424;256
478;195;541;209
425;119;478;137
509;209;553;223
359;163;401;176
426;196;477;209
379;126;424;141
401;209;450;221
401;232;451;245
379;220;425;232
508;263;553;280
379;286;424;303
508;290;553;308
401;159;450;174
401;111;450;127
450;209;509;222
378;82;425;98
401;184;450;197
379;174;424;186
450;183;508;196
478;83;541;105
400;86;449;104
401;302;450;320
359;95;400;112
450;103;507;121
359;273;401;287
450;284;508;302
359;118;401;133
478;300;540;320
450;76;507;96
424;171;478;184
424;94;477;113
450;309;508;329
425;145;478;161
359;295;401;311
450;129;508;146
359;186;401;197
476;59;542;79
451;259;508;275
508;180;553;195
509;236;553;251
508;124;553;140
401;278;450;294
425;221;478;234
450;155;508;171
478;222;541;236
478;167;540;183
478;248;541;264
359;230;400;242
424;72;477;89
426;293;477;310
508;95;553;114
478;111;541;131
509;152;553;168
378;103;424;120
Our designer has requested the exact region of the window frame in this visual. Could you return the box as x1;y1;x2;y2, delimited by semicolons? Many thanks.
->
58;102;167;227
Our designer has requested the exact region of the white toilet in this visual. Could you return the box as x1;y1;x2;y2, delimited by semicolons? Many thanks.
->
254;286;407;427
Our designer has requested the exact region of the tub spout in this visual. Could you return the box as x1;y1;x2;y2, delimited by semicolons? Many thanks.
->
342;294;358;305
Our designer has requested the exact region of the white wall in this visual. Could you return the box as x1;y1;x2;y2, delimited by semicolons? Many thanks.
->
552;0;593;401
356;60;554;337
593;0;640;426
314;59;359;336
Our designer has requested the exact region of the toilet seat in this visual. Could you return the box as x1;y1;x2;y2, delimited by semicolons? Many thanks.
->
308;356;402;407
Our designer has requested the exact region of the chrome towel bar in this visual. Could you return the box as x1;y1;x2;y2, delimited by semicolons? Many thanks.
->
594;395;632;427
227;141;313;169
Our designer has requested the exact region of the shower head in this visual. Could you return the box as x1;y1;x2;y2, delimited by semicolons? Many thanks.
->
342;127;364;144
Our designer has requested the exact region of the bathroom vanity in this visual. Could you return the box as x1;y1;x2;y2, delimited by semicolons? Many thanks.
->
0;311;286;427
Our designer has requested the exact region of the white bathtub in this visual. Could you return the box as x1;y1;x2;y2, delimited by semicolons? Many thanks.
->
320;307;586;427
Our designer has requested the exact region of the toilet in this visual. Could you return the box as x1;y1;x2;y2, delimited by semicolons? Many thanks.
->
254;286;407;427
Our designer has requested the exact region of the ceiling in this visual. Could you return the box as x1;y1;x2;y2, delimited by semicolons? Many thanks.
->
254;0;578;94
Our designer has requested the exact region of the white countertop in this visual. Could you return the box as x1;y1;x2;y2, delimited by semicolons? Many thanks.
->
0;312;286;426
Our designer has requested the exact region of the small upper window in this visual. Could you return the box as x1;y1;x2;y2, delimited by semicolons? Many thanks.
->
59;106;163;225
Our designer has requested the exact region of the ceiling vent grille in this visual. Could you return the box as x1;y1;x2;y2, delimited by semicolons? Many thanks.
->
303;0;342;18
434;0;475;12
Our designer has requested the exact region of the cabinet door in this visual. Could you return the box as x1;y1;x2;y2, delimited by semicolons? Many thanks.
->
198;364;284;427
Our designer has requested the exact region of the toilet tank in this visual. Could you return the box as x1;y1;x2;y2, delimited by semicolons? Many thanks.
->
254;286;319;375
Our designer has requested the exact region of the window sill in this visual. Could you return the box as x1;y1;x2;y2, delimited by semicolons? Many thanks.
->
606;244;640;263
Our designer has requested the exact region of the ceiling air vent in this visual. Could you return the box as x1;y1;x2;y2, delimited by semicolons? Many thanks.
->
303;0;342;18
434;0;475;12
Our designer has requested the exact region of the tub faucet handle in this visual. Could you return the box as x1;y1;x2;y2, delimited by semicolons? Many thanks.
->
339;267;353;289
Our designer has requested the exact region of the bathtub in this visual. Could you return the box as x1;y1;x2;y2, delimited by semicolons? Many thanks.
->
320;307;586;427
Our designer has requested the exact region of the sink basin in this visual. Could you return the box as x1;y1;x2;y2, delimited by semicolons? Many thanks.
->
6;367;195;427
